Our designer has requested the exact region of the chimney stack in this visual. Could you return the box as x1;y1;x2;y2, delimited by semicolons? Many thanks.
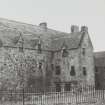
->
71;25;79;33
39;22;47;31
81;26;88;33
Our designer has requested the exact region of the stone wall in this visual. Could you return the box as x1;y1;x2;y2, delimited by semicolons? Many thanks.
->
0;46;52;89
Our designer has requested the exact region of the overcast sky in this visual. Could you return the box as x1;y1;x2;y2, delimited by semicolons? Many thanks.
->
0;0;105;52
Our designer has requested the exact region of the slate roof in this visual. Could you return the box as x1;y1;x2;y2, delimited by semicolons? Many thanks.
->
0;17;68;38
51;32;83;51
0;18;84;51
94;51;105;67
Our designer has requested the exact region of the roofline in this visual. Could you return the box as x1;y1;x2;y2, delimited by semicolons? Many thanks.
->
1;45;79;53
52;47;78;52
0;17;69;35
2;46;53;52
94;51;105;54
0;17;37;27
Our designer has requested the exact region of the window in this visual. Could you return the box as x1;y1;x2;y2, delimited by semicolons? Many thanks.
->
55;65;61;75
39;62;42;69
83;67;87;76
70;66;76;76
38;43;42;53
82;48;85;55
62;48;68;57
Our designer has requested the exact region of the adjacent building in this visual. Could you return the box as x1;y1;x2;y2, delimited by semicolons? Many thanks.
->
94;51;105;89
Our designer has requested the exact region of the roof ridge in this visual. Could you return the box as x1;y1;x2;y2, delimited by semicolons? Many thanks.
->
0;17;69;35
0;17;37;27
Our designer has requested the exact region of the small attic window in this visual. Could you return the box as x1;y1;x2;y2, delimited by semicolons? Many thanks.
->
62;47;68;57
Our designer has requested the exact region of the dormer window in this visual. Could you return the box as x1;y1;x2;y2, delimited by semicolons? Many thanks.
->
62;47;68;57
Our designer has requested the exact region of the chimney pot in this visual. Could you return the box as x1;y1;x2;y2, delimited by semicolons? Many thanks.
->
39;22;47;31
81;26;88;32
71;25;79;33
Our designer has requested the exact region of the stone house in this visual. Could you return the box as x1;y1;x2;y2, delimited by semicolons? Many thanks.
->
51;26;95;91
94;51;105;89
0;18;95;91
